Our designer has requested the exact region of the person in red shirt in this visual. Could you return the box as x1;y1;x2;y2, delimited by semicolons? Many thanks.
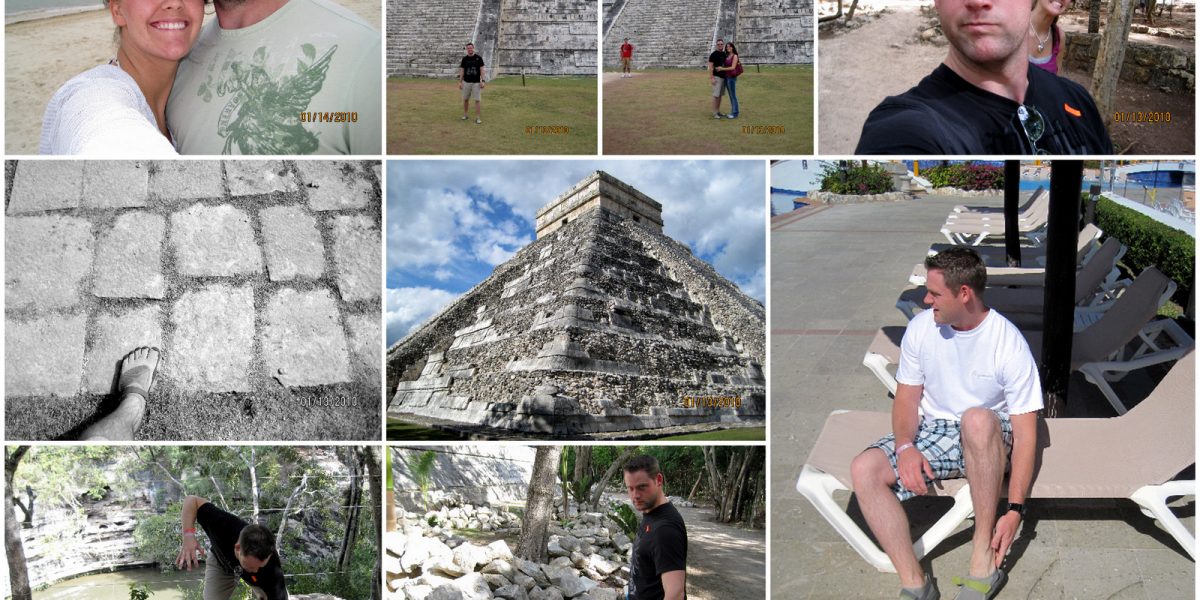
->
620;38;633;78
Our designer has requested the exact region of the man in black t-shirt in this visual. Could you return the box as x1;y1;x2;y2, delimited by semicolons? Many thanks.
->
176;495;289;600
624;455;687;600
707;39;728;120
856;0;1112;155
459;42;486;124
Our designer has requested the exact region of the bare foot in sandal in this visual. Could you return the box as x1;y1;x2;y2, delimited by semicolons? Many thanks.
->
81;347;160;441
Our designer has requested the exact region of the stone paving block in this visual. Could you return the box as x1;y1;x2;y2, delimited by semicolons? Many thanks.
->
331;214;380;302
7;161;85;214
84;305;164;394
82;161;149;209
5;215;94;310
93;212;166;299
297;161;374;211
346;313;381;381
259;205;325;281
149;161;225;201
226;161;297;196
262;287;351;387
6;313;86;396
169;284;254;392
170;204;263;276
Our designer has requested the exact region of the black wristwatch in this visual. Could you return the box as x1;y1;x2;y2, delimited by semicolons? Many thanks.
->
1006;502;1027;517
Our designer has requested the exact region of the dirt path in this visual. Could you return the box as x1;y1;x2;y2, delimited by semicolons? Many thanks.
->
818;4;945;154
677;505;765;600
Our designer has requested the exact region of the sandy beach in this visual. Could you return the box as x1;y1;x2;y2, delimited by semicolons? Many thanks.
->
5;0;381;154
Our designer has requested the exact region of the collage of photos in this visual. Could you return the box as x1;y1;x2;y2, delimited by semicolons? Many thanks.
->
1;0;1196;599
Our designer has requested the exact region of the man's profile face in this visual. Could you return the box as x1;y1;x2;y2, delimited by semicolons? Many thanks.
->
624;469;664;512
935;0;1028;66
234;544;270;574
924;269;968;327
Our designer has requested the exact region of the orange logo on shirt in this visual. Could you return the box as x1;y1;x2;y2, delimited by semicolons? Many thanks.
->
645;525;651;532
1064;103;1082;117
251;576;257;583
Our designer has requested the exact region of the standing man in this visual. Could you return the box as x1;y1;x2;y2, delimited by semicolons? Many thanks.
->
624;455;687;600
167;0;382;155
176;495;288;600
620;38;634;78
460;42;486;124
850;248;1041;600
707;39;727;119
855;0;1111;154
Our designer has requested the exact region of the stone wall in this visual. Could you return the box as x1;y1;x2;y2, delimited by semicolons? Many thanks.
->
392;446;535;509
603;0;721;69
735;0;814;65
806;190;911;204
1064;32;1195;93
387;0;487;78
496;0;597;76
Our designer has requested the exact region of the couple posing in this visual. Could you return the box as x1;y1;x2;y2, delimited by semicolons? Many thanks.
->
707;38;742;119
40;0;381;155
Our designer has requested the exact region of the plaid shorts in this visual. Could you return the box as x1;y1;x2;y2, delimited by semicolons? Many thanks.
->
868;411;1013;501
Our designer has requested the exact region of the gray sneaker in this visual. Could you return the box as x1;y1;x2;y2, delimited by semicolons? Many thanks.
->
713;113;723;119
462;115;468;120
952;569;1005;600
900;576;939;600
475;118;482;124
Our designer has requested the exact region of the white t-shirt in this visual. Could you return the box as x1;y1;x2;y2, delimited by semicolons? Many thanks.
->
39;65;178;156
896;308;1043;421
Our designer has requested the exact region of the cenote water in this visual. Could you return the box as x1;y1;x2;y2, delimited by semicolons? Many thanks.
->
33;567;200;600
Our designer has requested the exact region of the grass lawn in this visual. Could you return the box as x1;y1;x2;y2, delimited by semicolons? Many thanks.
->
660;426;766;441
388;76;598;155
603;65;813;154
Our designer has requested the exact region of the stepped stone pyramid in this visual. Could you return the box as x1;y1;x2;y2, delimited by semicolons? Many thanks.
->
387;172;766;437
603;0;813;68
387;0;595;78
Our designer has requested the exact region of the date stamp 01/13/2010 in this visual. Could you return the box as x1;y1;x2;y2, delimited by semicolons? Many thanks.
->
1112;111;1171;123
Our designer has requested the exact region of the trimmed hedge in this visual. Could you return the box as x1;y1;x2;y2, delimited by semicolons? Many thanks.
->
819;163;894;195
924;163;1004;190
1093;195;1193;304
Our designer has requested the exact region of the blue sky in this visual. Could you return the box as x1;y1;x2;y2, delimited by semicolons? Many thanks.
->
386;160;766;345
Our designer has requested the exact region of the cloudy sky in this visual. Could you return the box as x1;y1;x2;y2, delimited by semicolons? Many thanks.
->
385;160;766;345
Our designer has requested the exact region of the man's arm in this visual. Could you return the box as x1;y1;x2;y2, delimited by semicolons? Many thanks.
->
991;411;1037;565
175;495;208;570
458;66;464;88
480;65;486;87
893;383;934;495
661;569;685;600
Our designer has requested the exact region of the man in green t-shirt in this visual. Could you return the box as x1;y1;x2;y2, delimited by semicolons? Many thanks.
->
167;0;381;155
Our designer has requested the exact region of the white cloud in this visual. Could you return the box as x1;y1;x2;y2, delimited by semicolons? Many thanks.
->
386;287;460;345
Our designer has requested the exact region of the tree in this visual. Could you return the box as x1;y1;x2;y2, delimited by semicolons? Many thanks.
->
364;447;382;600
516;446;562;563
588;447;637;508
406;450;437;513
702;447;763;524
1090;0;1135;128
335;449;363;571
6;446;32;600
1088;0;1102;33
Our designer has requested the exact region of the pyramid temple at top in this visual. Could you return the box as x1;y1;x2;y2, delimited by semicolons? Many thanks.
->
386;171;765;437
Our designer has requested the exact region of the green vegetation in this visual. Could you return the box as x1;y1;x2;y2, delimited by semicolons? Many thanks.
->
608;502;639;538
603;66;813;154
129;583;152;600
662;427;766;441
923;162;1005;190
407;450;438;513
387;76;598;154
819;162;894;195
1093;195;1194;304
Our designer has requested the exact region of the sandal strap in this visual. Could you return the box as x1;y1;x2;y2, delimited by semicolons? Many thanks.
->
952;576;992;594
119;365;153;398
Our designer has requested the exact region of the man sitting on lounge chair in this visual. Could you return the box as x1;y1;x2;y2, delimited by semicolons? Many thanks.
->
850;247;1042;600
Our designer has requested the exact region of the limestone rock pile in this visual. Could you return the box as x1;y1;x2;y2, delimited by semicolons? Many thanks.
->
411;503;523;536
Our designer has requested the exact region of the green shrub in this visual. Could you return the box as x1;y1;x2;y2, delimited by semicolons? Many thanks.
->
1093;195;1193;304
609;502;638;539
924;163;1004;190
133;504;184;572
819;163;894;195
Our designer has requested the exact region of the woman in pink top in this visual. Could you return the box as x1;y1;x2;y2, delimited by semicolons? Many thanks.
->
1028;0;1069;74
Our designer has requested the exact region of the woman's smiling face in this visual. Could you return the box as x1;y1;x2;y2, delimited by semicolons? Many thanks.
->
110;0;205;63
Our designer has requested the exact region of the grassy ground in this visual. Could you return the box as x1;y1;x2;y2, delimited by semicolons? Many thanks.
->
387;76;598;155
603;66;813;155
660;427;766;441
387;418;469;440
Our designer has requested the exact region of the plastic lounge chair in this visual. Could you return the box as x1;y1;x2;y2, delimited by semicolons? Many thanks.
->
914;224;1106;286
945;188;1048;223
797;352;1195;573
871;268;1192;415
940;190;1050;245
951;187;1044;215
927;223;1103;269
897;237;1126;322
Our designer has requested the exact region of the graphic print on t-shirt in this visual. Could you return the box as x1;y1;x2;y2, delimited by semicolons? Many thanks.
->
192;43;337;155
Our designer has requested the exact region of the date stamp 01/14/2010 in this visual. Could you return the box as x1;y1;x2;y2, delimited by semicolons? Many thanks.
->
300;111;358;123
526;125;571;135
682;395;743;409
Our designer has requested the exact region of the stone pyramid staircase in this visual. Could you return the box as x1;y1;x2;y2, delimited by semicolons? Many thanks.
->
496;0;597;76
735;0;814;65
603;0;722;69
387;0;488;78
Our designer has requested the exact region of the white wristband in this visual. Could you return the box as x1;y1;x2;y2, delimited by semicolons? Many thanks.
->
896;443;915;455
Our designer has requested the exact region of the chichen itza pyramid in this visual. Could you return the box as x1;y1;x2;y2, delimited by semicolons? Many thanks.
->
387;171;766;437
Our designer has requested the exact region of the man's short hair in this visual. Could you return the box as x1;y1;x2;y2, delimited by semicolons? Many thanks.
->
466;42;474;48
237;524;276;561
623;455;661;478
925;247;987;295
716;38;724;43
